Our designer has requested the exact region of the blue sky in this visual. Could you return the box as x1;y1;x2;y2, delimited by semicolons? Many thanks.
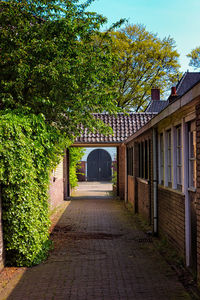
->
88;0;200;72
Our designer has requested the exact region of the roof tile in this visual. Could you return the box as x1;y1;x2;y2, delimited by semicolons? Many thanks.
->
75;113;156;144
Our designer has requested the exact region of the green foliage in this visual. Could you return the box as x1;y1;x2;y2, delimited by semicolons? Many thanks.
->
112;160;117;186
187;46;200;69
0;0;123;268
108;24;181;111
0;110;66;266
0;0;122;138
69;147;85;189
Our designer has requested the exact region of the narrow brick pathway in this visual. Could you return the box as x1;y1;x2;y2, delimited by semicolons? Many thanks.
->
4;197;190;300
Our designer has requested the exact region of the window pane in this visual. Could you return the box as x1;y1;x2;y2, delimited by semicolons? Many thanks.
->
168;166;171;182
177;148;181;165
188;127;196;188
190;132;194;158
177;166;182;185
189;160;194;187
160;134;164;183
177;127;181;146
167;130;172;184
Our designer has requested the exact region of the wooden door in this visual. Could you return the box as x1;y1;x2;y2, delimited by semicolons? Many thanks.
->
87;149;112;181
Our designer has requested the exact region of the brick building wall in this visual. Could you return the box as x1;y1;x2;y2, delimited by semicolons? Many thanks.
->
158;186;185;257
127;127;186;258
196;103;200;281
49;158;64;209
127;130;153;224
118;144;126;200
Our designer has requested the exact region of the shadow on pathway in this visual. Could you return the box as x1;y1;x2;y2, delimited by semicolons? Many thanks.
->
1;197;191;300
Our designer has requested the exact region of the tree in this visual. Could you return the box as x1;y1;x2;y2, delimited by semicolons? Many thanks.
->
0;0;123;138
107;24;180;111
187;47;200;69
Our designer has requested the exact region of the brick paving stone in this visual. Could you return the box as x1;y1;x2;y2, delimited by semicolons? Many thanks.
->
1;196;191;300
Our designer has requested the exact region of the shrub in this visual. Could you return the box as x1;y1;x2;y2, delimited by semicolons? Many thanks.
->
0;110;66;266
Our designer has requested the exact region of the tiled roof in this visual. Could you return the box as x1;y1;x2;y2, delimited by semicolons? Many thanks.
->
176;72;200;96
145;100;169;113
75;113;156;144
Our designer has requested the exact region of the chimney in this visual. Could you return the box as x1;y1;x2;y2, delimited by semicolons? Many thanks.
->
168;86;178;103
171;86;177;96
151;88;160;101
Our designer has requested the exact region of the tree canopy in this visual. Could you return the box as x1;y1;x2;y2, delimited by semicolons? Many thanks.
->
107;24;180;111
187;46;200;69
0;0;123;138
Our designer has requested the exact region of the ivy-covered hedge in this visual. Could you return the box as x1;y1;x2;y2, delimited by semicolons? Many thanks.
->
0;110;66;266
69;147;85;189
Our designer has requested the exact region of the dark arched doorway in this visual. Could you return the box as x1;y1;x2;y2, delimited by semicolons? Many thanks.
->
87;149;112;181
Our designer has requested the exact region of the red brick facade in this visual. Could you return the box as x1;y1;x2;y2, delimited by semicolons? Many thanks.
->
126;133;187;264
126;88;200;283
127;130;152;224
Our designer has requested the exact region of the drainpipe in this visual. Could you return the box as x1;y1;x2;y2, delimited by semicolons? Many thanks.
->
182;118;190;267
153;128;158;235
124;144;128;203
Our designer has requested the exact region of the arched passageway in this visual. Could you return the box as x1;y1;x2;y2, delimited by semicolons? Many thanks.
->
87;149;112;181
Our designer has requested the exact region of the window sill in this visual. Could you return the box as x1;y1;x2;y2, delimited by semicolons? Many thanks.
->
188;187;196;193
158;184;184;196
136;177;149;185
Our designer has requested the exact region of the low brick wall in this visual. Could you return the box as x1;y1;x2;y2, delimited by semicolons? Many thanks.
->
158;185;185;258
137;178;151;222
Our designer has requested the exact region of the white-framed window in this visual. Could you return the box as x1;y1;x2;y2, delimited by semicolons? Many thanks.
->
159;133;164;184
167;129;172;186
176;125;182;189
188;124;196;189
